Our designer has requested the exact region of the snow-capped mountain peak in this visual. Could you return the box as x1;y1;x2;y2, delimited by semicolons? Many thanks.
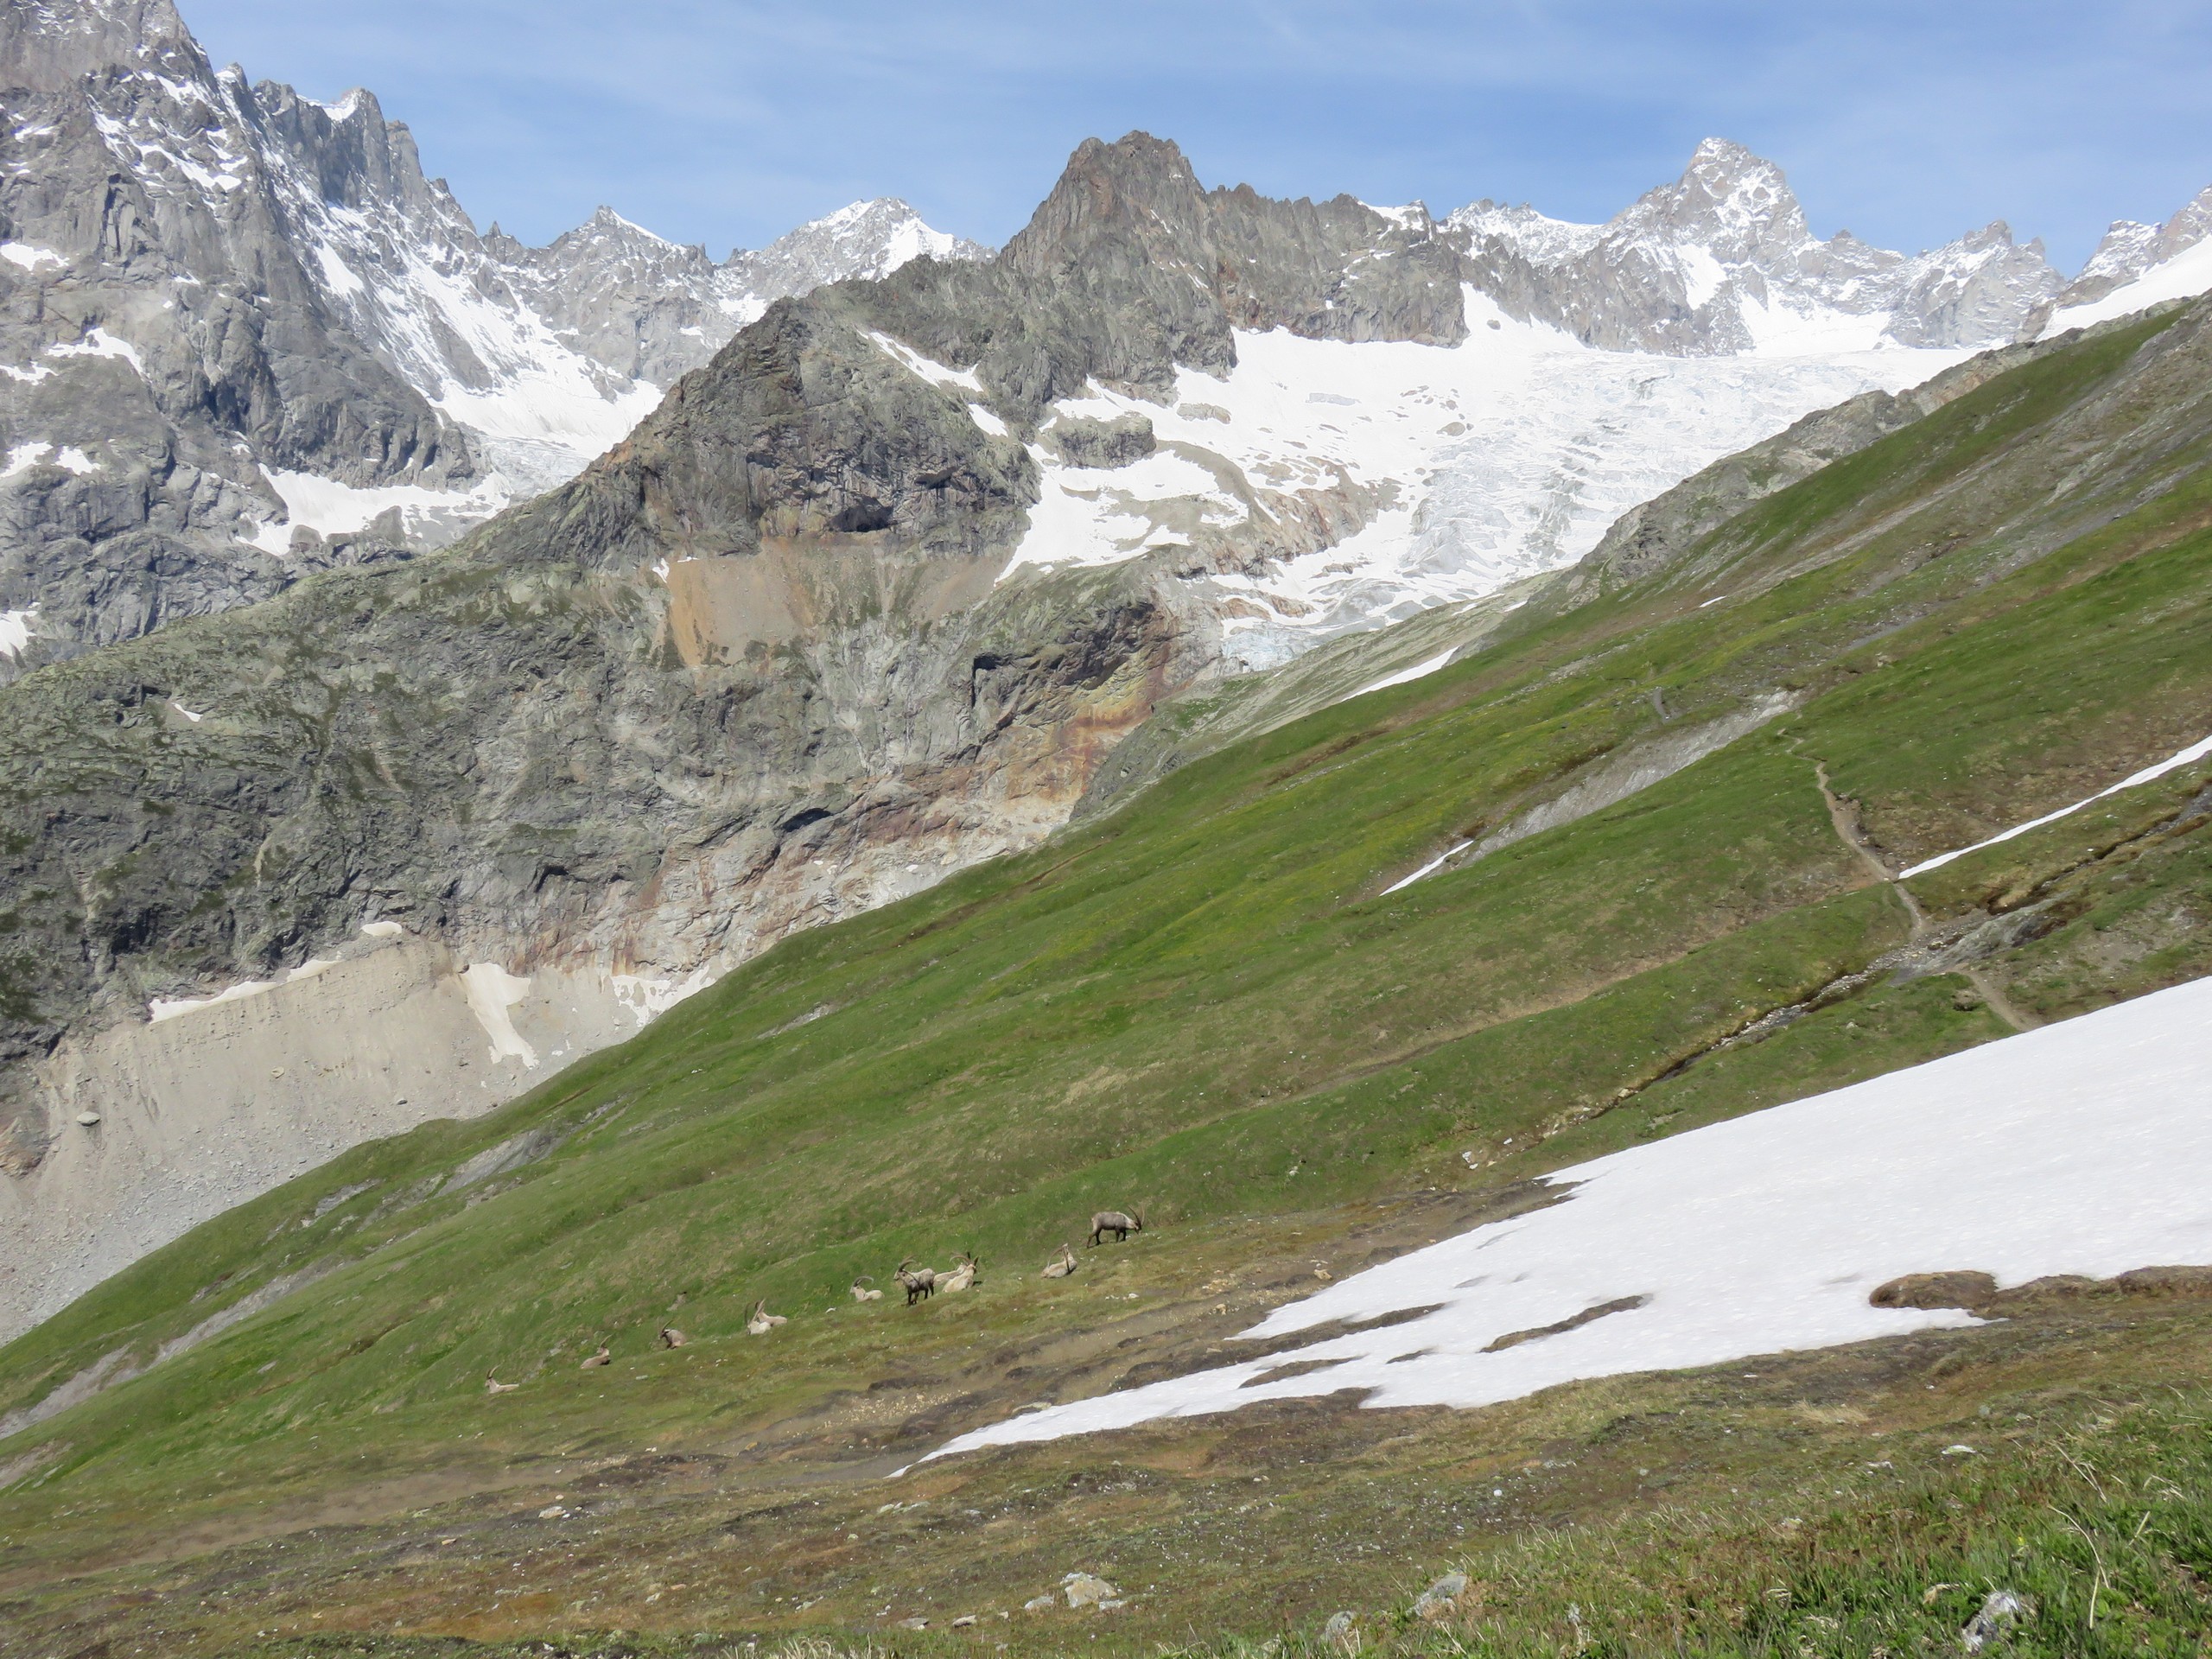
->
1443;137;2058;357
2040;183;2212;337
1625;135;1813;260
722;197;988;322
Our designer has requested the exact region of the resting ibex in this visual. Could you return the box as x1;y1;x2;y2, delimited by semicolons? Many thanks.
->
893;1259;937;1305
850;1274;884;1303
1088;1209;1144;1247
580;1344;611;1369
1041;1243;1078;1279
658;1325;689;1349
939;1250;979;1294
484;1371;519;1395
746;1300;787;1335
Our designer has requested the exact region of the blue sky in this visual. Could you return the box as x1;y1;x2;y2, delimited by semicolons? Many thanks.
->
181;1;2212;270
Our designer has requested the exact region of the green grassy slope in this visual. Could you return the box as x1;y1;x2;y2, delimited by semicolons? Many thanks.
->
4;301;2212;1650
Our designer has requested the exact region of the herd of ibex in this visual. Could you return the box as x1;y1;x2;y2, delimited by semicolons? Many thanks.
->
569;1206;1147;1362
748;1209;1145;1336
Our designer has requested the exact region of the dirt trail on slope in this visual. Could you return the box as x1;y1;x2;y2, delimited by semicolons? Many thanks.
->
1812;762;2037;1032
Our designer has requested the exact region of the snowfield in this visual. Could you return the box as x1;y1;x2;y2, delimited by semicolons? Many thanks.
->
928;973;2212;1463
1002;289;1973;667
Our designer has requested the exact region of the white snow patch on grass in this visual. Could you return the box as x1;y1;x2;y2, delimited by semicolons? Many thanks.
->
461;963;537;1065
168;699;204;722
930;974;2212;1462
1901;733;2212;879
1382;840;1473;896
1353;647;1457;699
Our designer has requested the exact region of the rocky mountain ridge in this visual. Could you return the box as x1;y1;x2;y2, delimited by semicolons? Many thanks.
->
1442;137;2061;354
0;0;983;678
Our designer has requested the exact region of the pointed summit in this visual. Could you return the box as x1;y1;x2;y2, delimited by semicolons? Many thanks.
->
1615;137;1811;265
1001;132;1216;283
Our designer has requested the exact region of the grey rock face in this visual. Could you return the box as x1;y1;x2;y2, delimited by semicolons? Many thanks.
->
1045;412;1154;468
865;133;1465;419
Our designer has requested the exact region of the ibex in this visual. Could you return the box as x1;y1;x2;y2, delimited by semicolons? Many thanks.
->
939;1251;979;1294
893;1259;937;1305
484;1371;519;1395
580;1344;611;1369
1041;1243;1078;1280
1088;1209;1144;1247
747;1300;788;1335
850;1274;884;1303
658;1325;689;1349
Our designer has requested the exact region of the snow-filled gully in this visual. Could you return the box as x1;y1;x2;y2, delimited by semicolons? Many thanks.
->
927;973;2212;1462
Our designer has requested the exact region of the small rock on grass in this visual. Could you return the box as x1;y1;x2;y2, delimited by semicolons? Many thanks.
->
1062;1572;1119;1608
1022;1595;1056;1613
1961;1590;2024;1652
1413;1572;1470;1620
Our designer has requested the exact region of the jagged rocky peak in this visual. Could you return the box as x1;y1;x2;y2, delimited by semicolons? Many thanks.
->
1620;136;1815;264
1442;136;2059;354
728;197;987;315
984;130;1466;371
2061;183;2212;306
0;0;197;86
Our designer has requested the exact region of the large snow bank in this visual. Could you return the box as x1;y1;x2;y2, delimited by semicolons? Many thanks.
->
929;973;2212;1462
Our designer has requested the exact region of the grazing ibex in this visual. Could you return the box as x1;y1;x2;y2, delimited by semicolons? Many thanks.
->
850;1274;884;1304
939;1251;979;1294
747;1300;788;1335
1088;1209;1144;1247
658;1325;689;1349
1041;1243;1078;1280
484;1371;519;1395
893;1259;937;1305
581;1344;611;1370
